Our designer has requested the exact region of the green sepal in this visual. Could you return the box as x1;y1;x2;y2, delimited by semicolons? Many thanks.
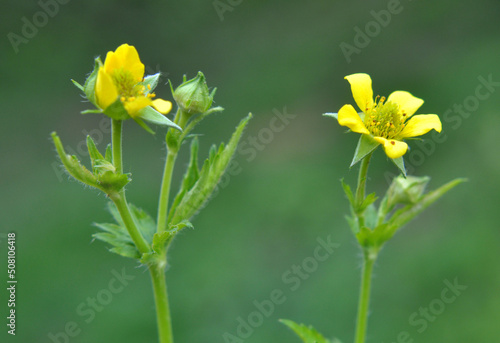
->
51;132;103;192
83;56;102;106
323;112;338;120
135;106;181;131
81;109;104;115
94;202;156;259
71;79;84;92
168;137;201;222
132;116;156;135
103;98;130;121
391;156;406;177
169;114;252;226
351;134;379;167
140;73;161;94
86;135;130;192
280;319;339;343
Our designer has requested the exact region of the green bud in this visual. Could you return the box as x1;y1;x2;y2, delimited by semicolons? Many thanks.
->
173;72;215;115
386;175;430;207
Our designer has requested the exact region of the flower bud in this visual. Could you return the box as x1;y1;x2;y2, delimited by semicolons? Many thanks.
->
386;175;430;207
173;72;215;115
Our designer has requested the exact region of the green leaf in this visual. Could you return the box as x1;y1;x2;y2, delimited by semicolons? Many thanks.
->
104;144;112;163
86;135;104;167
351;134;380;167
94;202;157;259
385;178;467;240
168;138;201;222
169;114;252;226
140;73;161;93
345;214;359;234
340;178;356;209
135;106;181;130
358;192;378;214
391;156;406;177
280;319;338;343
141;221;193;265
51;132;103;191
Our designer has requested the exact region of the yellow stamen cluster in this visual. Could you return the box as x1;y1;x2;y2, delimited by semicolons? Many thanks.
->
364;96;406;140
112;68;153;105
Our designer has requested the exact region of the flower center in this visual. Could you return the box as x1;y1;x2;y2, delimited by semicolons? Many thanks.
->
364;96;406;139
112;69;154;104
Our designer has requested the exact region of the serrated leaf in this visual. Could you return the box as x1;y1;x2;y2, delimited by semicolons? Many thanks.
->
345;214;359;234
340;178;355;208
169;114;251;226
391;156;406;177
135;106;181;130
168;138;201;222
384;178;466;240
363;203;377;229
86;135;104;168
51;132;103;191
280;319;336;343
351;134;380;167
358;192;378;213
94;202;157;259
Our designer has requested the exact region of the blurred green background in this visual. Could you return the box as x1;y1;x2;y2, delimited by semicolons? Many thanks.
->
1;0;500;342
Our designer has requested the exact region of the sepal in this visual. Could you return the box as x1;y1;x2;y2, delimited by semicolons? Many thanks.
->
351;134;379;167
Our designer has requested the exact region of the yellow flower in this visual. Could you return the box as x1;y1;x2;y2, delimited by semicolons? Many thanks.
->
338;73;442;159
95;44;172;117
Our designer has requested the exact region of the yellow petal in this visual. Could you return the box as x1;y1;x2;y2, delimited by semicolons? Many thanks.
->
345;73;374;113
124;96;151;116
114;44;144;82
152;99;172;114
95;68;118;110
399;114;442;138
103;50;121;75
387;91;424;117
338;104;370;134
373;136;408;159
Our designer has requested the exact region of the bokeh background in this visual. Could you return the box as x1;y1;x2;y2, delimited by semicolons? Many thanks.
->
2;0;500;342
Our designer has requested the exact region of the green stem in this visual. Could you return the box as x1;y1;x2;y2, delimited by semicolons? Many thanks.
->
355;152;373;207
149;264;173;343
157;110;189;233
157;150;178;233
111;194;151;254
112;119;123;174
110;118;150;254
354;252;377;343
